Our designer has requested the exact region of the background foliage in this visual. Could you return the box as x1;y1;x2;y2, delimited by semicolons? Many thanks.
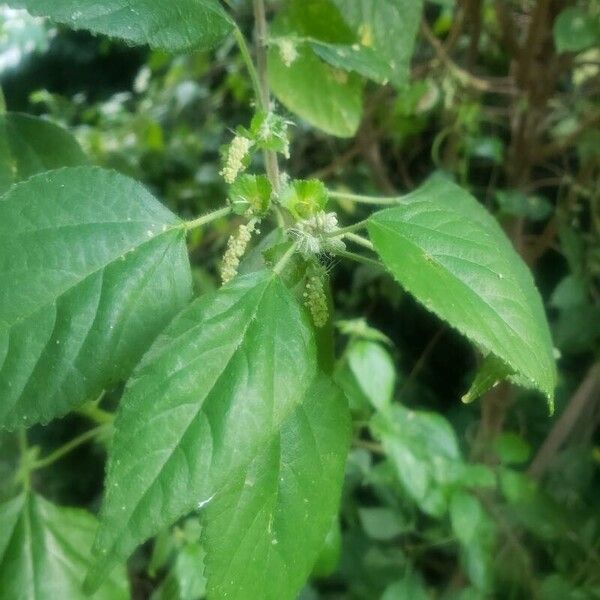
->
0;0;599;598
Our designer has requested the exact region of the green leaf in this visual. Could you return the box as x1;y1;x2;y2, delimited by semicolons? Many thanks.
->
203;374;351;600
462;355;513;404
0;112;87;195
6;0;233;52
368;175;556;407
494;432;531;466
450;490;496;591
358;507;407;541
554;7;600;54
494;190;552;222
0;166;192;429
331;0;424;88
309;40;393;84
86;270;317;591
371;404;461;517
229;174;272;216
345;340;396;411
0;493;129;599
382;572;430;600
280;179;329;219
268;1;363;138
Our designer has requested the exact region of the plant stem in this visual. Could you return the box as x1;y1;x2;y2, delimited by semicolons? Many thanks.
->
184;206;231;232
17;429;30;491
273;242;298;275
326;219;369;238
77;401;114;426
344;232;374;251
252;0;280;192
329;190;403;206
0;86;6;115
233;26;264;111
334;249;383;269
30;424;111;472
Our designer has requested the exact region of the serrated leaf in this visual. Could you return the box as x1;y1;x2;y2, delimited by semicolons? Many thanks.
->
462;355;513;404
0;166;192;429
331;0;424;88
268;0;363;138
6;0;233;52
0;112;87;194
86;270;317;591
203;374;351;600
368;175;556;406
0;493;129;599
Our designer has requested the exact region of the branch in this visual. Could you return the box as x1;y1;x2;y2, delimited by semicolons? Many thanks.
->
528;363;600;479
420;20;517;95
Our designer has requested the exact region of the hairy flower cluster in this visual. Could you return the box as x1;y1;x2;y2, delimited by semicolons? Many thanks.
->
290;211;345;256
220;135;253;184
220;221;257;284
279;39;299;67
304;273;328;328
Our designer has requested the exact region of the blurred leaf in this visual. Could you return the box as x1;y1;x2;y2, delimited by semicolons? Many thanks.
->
346;340;396;411
268;1;363;138
371;404;461;516
382;571;430;600
358;507;408;540
310;40;393;83
495;190;553;222
0;112;88;194
331;0;424;88
494;433;531;465
336;318;392;345
554;7;600;53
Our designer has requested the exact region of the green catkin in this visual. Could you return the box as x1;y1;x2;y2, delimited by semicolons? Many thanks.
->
220;221;257;284
303;272;329;328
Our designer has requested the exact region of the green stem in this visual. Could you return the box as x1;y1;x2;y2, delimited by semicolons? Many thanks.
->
334;249;383;269
17;429;30;491
344;232;374;251
77;402;114;426
273;242;298;275
0;87;6;115
233;26;265;111
252;0;281;192
328;190;403;206
326;219;369;238
30;425;110;472
184;206;231;232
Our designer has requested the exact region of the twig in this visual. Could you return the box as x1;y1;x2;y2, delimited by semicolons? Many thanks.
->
528;363;600;479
